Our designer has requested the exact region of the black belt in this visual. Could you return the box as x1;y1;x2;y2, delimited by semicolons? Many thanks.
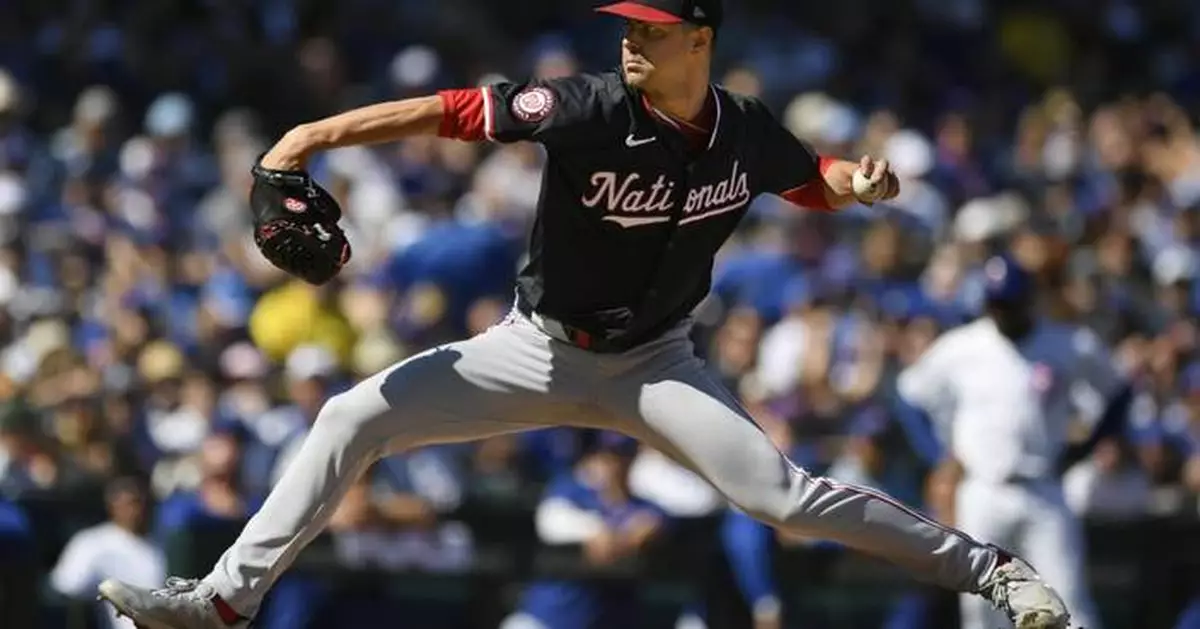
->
516;298;623;353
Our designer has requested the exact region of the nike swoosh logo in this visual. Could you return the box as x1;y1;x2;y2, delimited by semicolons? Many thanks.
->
625;134;656;148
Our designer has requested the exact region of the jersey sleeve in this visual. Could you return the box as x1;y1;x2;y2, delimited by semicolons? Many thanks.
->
749;99;822;196
439;75;605;147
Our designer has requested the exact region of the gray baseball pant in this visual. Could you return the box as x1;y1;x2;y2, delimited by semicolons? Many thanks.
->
203;307;999;617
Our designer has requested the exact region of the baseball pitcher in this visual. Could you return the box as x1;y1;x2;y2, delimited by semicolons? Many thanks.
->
100;2;1070;628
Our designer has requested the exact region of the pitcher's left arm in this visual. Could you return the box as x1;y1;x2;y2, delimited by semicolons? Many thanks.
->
746;98;899;211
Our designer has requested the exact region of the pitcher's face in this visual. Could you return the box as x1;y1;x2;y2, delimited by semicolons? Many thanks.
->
620;20;707;92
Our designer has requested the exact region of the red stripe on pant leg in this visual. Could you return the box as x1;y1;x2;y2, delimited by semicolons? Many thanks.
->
690;368;987;552
784;459;985;547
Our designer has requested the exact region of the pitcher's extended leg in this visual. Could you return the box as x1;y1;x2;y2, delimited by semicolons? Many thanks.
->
99;314;603;628
205;337;576;615
610;357;993;591
597;329;1068;628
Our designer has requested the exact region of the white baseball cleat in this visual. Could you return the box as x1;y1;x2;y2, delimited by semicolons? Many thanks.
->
978;552;1071;629
97;577;247;629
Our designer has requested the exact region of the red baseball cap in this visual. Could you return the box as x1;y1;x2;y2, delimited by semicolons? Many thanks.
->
595;0;723;30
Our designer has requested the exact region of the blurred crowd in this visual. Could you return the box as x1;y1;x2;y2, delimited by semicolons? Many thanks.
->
2;0;1200;628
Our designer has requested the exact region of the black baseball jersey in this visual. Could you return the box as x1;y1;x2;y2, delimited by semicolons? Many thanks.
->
481;70;820;349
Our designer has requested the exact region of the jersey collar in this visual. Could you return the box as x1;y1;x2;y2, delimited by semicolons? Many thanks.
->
624;79;724;153
702;85;723;150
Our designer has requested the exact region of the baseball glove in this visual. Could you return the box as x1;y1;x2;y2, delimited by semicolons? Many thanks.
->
250;159;351;285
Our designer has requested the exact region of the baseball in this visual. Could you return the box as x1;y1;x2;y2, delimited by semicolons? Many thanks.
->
852;169;884;202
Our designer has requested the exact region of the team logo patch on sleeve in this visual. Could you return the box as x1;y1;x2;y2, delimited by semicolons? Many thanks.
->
512;86;557;123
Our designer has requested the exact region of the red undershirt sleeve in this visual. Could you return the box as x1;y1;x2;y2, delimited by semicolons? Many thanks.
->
437;88;488;142
437;77;603;146
780;156;838;211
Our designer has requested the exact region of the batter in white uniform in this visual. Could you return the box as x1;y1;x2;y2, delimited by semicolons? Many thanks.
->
897;253;1133;629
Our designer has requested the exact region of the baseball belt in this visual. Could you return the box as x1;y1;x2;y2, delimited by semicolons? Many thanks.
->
515;299;605;352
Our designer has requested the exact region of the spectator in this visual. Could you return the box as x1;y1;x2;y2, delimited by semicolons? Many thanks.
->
708;306;764;393
0;396;96;499
1063;436;1152;519
329;445;474;573
628;445;724;520
720;509;782;629
468;141;545;232
140;341;215;496
711;216;829;327
502;432;667;629
50;477;165;629
249;279;357;366
155;431;262;545
48;86;122;186
498;427;593;487
883;129;949;237
365;197;521;345
267;344;343;489
751;275;834;401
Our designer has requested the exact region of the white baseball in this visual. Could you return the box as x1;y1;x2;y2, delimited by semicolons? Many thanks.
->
853;169;884;202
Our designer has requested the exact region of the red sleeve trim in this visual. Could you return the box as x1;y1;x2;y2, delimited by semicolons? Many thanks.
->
779;155;839;211
437;87;494;142
781;181;836;212
818;155;836;176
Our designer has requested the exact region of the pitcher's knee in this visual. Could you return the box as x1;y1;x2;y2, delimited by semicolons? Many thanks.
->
309;391;385;458
723;469;821;533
